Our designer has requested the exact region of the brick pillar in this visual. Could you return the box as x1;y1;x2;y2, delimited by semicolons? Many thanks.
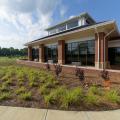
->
39;44;45;63
28;46;32;61
58;40;65;64
95;32;109;69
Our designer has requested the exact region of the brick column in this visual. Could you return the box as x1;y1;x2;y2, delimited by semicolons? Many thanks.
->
95;32;109;69
39;44;45;63
28;46;32;61
58;40;65;64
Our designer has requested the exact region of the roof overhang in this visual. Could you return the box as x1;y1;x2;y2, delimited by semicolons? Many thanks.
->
25;21;120;46
45;12;96;31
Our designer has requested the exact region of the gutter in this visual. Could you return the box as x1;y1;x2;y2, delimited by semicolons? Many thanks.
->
103;28;116;70
94;28;100;68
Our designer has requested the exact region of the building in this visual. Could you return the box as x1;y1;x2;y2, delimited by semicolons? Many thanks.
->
21;12;120;71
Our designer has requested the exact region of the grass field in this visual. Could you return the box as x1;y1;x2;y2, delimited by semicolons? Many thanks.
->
0;57;120;110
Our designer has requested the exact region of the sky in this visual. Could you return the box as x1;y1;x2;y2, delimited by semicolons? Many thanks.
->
0;0;120;49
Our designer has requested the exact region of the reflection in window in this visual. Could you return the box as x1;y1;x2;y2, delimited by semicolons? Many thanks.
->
109;47;120;65
32;48;39;61
45;45;58;63
65;40;95;66
49;29;57;35
67;20;78;29
58;25;66;32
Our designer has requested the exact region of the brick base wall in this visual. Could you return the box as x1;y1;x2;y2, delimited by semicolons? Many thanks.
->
17;60;120;87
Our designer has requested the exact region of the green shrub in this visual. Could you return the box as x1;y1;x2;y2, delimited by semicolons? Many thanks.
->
0;69;5;79
19;92;32;101
0;92;11;101
62;87;83;108
4;78;13;85
29;80;38;87
44;86;67;106
84;87;100;105
39;85;50;95
2;68;15;81
88;86;103;96
15;87;26;95
0;83;9;92
17;70;26;79
18;80;24;86
104;90;120;103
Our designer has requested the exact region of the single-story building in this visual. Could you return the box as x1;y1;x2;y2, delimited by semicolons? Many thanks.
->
18;12;120;77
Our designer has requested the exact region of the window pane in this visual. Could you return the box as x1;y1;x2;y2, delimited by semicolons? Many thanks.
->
32;48;39;61
67;20;78;29
49;29;56;35
58;25;66;32
65;40;95;66
44;45;58;63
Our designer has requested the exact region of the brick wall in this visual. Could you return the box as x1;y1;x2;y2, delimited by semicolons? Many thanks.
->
17;60;120;87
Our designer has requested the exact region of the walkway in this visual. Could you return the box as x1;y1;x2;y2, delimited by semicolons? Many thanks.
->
0;106;120;120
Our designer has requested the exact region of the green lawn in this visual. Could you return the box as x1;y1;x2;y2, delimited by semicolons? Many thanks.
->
0;57;120;110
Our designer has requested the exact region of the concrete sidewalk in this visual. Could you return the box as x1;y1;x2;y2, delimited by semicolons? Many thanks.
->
0;106;120;120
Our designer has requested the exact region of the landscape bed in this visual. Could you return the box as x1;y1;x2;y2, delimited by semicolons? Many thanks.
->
0;57;120;111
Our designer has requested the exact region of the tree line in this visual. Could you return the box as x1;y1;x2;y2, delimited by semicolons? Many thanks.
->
0;47;27;57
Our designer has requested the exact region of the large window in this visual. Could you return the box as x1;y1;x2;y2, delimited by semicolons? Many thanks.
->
109;47;120;65
45;44;58;63
32;48;39;61
65;40;95;66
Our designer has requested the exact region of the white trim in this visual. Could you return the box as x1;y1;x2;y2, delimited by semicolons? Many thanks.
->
33;46;39;49
44;43;58;46
65;36;95;43
108;40;120;48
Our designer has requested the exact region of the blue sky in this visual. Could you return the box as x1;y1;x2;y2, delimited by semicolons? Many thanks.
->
0;0;120;48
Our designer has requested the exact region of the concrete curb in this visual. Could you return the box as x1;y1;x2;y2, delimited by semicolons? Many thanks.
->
0;106;120;120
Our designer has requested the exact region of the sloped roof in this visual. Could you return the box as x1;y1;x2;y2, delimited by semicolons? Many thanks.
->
25;20;119;46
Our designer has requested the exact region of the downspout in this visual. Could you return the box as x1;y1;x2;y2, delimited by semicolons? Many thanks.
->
94;28;100;68
103;28;116;70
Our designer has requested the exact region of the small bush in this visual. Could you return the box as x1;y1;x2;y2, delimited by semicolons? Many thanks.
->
17;70;26;79
2;68;15;81
29;80;38;87
0;83;9;92
62;87;83;108
101;70;109;80
4;78;13;85
39;85;50;95
44;86;67;106
45;63;50;71
15;87;26;95
19;92;32;101
54;64;62;78
0;69;5;79
18;80;24;86
104;90;120;103
84;87;100;105
88;86;103;96
75;67;85;82
0;92;11;101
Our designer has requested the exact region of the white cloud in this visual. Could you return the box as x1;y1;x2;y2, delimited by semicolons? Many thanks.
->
69;15;75;19
0;0;63;48
60;5;68;17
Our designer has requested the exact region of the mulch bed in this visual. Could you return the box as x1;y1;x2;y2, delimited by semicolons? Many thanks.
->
0;75;120;111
